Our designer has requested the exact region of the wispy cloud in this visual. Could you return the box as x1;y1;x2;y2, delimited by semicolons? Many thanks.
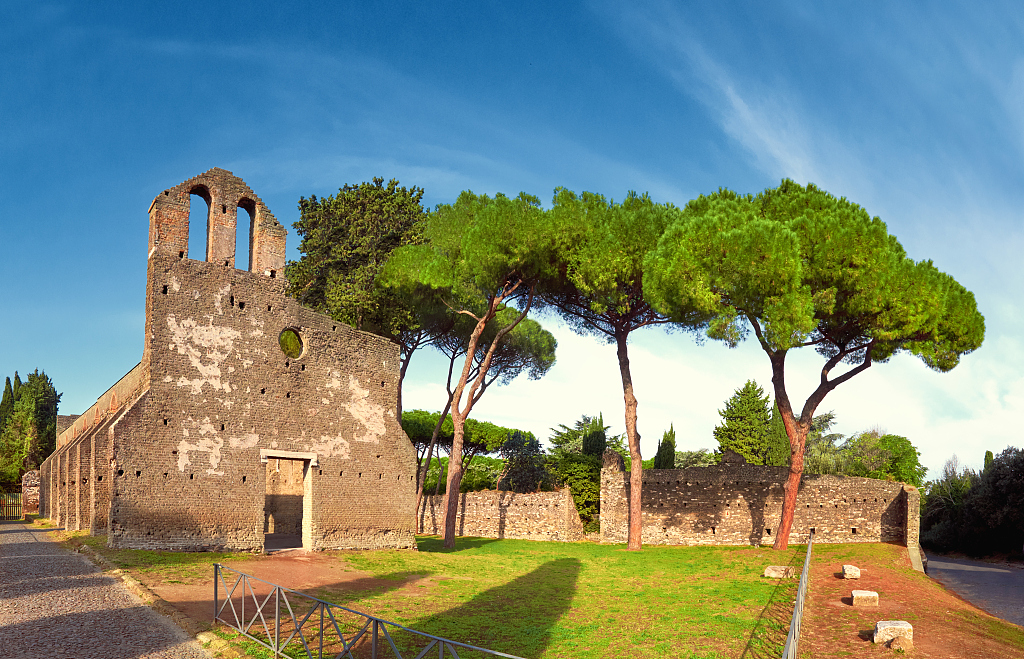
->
589;0;841;187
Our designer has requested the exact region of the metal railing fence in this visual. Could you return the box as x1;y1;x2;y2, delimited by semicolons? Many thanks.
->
214;564;525;659
0;494;22;520
781;530;815;659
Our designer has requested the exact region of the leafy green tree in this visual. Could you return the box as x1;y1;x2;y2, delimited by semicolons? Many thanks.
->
963;447;1024;555
844;431;927;487
287;178;435;418
549;452;601;525
984;450;994;473
421;455;506;494
654;425;676;469
0;397;33;483
0;370;60;482
646;180;985;549
547;413;624;524
713;380;772;464
802;413;851;475
21;370;60;468
288;177;426;333
498;431;550;493
387;190;557;547
921;455;980;552
541;188;709;550
400;308;555;527
674;449;717;468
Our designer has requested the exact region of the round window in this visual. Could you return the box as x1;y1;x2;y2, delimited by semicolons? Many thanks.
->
279;328;303;359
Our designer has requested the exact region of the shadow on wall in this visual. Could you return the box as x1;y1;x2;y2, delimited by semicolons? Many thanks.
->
406;556;582;659
108;500;264;551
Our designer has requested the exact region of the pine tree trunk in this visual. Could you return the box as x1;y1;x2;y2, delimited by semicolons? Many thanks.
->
616;332;643;551
415;399;452;533
441;412;467;547
773;415;808;550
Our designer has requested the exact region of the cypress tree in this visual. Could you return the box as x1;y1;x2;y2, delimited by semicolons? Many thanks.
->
713;380;771;464
23;370;60;468
654;424;677;468
0;377;13;434
763;403;791;466
582;413;608;456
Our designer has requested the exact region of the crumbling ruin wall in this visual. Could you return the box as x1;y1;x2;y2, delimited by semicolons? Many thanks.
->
21;470;39;515
40;168;417;552
600;452;918;547
422;489;585;542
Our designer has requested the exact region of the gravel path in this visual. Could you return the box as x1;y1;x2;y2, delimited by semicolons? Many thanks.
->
925;552;1024;627
0;521;211;659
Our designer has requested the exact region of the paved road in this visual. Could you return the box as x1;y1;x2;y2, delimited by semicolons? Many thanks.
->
925;552;1024;627
0;521;210;659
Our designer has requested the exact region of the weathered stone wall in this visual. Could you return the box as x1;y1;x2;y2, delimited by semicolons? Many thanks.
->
40;168;417;552
600;454;919;547
21;470;39;514
422;489;585;542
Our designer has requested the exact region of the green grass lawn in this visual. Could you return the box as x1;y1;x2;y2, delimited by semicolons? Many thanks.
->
318;536;800;659
57;525;800;659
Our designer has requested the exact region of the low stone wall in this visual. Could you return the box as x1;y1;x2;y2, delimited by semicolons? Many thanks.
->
21;470;39;514
600;452;919;547
422;489;585;542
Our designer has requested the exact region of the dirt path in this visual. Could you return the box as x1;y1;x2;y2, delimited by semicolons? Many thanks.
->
138;550;431;631
799;543;1024;658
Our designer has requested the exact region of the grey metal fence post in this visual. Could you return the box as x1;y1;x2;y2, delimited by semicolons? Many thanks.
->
213;564;219;626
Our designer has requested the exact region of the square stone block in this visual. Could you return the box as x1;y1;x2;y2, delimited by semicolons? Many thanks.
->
852;590;878;606
842;564;861;579
763;565;797;578
873;620;913;644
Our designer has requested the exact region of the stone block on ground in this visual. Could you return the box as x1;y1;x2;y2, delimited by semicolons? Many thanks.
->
842;564;861;579
763;565;797;578
852;589;878;606
889;636;914;652
873;620;913;644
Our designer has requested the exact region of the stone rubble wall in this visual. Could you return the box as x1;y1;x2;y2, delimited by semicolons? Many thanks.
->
422;488;585;542
39;169;417;553
21;470;39;514
600;453;919;547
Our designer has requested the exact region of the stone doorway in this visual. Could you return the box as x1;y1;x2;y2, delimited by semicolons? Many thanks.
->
263;457;309;552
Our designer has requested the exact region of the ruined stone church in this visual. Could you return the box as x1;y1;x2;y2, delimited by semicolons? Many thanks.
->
39;169;416;551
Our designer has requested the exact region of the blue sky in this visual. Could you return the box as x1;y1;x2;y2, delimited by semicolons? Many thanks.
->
2;1;1022;477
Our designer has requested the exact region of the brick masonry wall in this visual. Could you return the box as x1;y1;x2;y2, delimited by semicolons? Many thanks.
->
422;489;585;542
600;456;919;546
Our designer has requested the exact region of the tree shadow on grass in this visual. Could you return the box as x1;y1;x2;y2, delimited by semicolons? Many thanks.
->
415;535;501;553
397;558;582;659
739;546;803;659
